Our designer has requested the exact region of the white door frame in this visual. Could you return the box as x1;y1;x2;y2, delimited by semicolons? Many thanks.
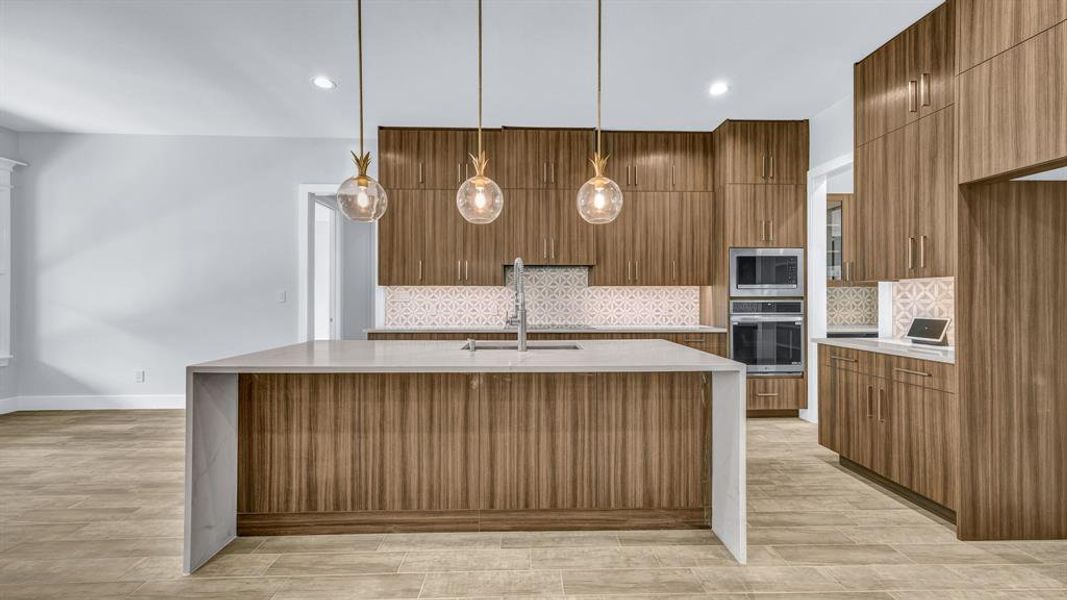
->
297;184;345;342
802;152;853;423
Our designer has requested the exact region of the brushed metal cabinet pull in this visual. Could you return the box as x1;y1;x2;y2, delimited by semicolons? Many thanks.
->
672;260;677;282
457;163;462;184
626;260;632;281
921;73;931;107
768;220;775;242
418;161;424;184
671;163;676;187
464;260;469;281
543;161;548;184
418;259;423;282
760;220;766;241
866;385;874;418
635;260;640;282
550;238;556;260
893;367;931;378
755;392;779;397
770;155;775;180
761;155;767;180
907;237;915;270
456;260;462;281
830;356;858;363
920;235;927;268
878;388;887;423
550;162;556;184
543;238;548;260
908;80;918;112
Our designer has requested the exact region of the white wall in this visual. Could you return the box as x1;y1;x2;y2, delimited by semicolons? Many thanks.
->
341;219;375;340
13;133;359;400
0;126;20;402
809;94;853;169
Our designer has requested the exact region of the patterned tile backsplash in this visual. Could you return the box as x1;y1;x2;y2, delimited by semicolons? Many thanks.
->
827;286;879;326
383;267;700;328
893;277;955;343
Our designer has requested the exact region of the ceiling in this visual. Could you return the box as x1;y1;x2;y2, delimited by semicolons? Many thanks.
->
0;0;941;138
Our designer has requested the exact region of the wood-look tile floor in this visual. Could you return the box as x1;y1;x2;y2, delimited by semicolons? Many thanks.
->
1;411;1065;599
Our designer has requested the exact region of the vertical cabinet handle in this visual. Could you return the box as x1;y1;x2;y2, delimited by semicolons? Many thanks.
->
542;162;548;184
920;73;931;107
551;238;556;260
465;260;470;281
866;385;874;418
672;260;677;282
456;260;462;282
457;163;462;184
919;235;927;268
550;162;556;184
418;259;423;282
635;260;640;282
908;80;918;112
626;260;632;282
768;220;775;242
543;238;548;260
671;163;676;188
418;162;424;184
761;155;767;180
769;155;775;180
878;388;887;423
907;237;915;270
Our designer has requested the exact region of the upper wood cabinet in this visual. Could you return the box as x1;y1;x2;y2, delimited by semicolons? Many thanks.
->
379;128;502;190
855;106;955;281
591;192;713;286
721;184;805;248
502;128;592;190
601;132;714;191
501;189;595;266
958;19;1067;183
956;0;1067;73
854;2;955;147
713;121;809;185
377;189;502;287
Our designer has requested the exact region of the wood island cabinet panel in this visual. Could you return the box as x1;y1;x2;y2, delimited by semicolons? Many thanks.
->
956;0;1067;73
957;20;1067;183
596;372;709;509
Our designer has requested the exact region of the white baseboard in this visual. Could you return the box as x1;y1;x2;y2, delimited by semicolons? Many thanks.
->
0;394;184;414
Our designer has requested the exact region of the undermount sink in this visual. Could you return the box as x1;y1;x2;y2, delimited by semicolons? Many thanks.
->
461;341;582;351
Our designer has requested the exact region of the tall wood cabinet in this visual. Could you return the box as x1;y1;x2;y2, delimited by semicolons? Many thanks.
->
853;1;956;282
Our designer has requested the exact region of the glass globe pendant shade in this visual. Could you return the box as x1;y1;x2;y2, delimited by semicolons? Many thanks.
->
456;174;503;224
337;174;388;222
577;175;623;224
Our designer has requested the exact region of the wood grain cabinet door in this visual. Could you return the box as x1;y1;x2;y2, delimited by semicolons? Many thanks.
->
889;378;925;490
819;359;843;453
673;192;713;285
500;189;551;265
915;3;955;117
421;190;468;285
669;132;713;191
600;131;637;188
589;197;634;285
759;185;806;248
631;132;672;191
421;129;471;189
628;192;673;285
722;184;764;247
912;106;956;278
919;388;959;510
502;128;550;189
956;0;1067;73
377;189;423;285
766;122;809;185
546;189;596;265
547;129;594;191
378;128;422;189
846;374;878;471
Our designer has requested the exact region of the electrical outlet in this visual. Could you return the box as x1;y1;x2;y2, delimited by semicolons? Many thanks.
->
135;370;146;383
277;290;288;304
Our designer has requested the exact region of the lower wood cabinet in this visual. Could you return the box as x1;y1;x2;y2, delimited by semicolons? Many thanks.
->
818;344;958;511
747;376;806;411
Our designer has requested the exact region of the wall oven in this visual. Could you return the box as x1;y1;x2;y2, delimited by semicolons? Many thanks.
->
729;300;804;375
729;248;804;297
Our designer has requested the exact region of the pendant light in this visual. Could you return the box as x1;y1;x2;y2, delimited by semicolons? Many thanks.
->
456;0;504;224
577;0;623;224
337;0;388;222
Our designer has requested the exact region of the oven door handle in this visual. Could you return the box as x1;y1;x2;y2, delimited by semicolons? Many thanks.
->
730;316;804;323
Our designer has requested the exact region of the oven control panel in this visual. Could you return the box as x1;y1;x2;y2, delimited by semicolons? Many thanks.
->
730;300;803;315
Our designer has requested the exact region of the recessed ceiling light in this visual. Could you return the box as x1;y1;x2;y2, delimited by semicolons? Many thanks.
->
312;76;337;90
708;81;730;97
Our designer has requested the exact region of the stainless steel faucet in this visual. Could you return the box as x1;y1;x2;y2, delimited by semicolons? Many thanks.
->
505;257;528;351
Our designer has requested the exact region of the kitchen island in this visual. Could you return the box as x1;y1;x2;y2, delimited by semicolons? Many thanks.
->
183;339;747;573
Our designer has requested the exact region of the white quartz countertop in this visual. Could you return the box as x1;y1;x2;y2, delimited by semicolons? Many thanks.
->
190;339;744;374
366;325;728;334
812;337;955;364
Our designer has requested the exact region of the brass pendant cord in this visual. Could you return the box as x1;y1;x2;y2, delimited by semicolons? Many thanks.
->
477;0;483;157
357;0;365;156
596;0;602;155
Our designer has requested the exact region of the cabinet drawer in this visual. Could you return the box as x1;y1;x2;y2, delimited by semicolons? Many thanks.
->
820;345;887;377
889;356;956;393
668;333;727;356
748;376;807;410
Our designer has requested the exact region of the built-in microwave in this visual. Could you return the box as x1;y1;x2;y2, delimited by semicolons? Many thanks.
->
729;248;804;298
